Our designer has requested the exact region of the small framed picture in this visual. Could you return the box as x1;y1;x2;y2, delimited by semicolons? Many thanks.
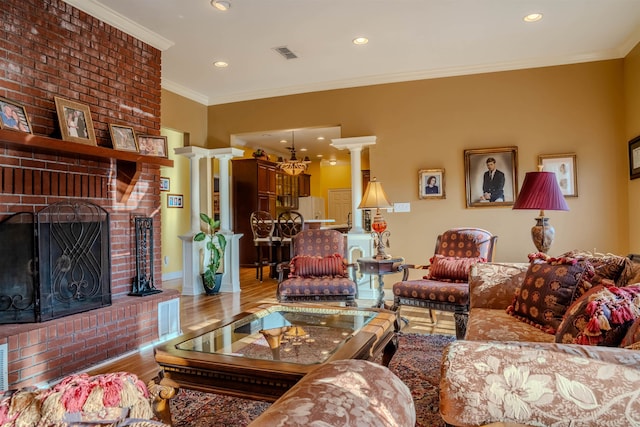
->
418;168;445;199
109;124;138;152
0;97;32;133
138;135;168;158
629;136;640;180
160;177;170;192
167;194;183;208
464;146;518;208
538;153;578;197
54;96;97;145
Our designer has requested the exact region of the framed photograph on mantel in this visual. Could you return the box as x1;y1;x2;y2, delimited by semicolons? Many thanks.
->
539;153;578;197
138;135;168;158
0;97;32;134
54;96;96;145
109;124;139;152
464;146;518;208
629;135;640;180
418;168;445;199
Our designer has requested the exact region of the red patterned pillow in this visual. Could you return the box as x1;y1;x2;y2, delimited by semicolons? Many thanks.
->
289;254;346;278
507;258;591;335
426;255;485;282
556;283;640;346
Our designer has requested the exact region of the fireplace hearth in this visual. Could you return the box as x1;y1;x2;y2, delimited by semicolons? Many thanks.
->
0;200;111;324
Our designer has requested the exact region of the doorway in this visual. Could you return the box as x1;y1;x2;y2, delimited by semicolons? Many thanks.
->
328;188;352;226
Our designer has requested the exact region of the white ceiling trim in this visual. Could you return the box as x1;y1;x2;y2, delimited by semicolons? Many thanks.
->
161;78;209;106
61;0;174;51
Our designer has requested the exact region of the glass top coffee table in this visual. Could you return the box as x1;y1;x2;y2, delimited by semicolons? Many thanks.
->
154;303;397;402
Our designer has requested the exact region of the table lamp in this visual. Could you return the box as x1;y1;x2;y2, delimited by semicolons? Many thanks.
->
358;178;393;259
512;167;569;253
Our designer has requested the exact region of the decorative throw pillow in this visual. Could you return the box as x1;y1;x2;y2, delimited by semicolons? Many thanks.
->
506;256;591;335
289;254;346;278
561;250;630;287
555;283;640;346
620;309;640;348
426;255;485;282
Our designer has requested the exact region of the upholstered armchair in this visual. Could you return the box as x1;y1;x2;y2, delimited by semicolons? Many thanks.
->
277;229;358;306
392;227;497;338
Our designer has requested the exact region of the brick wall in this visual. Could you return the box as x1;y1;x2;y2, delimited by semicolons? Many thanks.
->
0;0;175;388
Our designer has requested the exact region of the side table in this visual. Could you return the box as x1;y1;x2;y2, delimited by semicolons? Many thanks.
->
357;256;404;308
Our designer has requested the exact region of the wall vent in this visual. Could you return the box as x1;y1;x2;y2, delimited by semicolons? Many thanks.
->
158;299;181;341
0;343;7;391
273;46;298;60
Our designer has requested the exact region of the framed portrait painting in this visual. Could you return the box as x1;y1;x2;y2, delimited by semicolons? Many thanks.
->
464;146;518;208
54;97;97;145
418;168;445;199
538;153;578;197
138;135;168;158
0;97;32;134
109;124;139;152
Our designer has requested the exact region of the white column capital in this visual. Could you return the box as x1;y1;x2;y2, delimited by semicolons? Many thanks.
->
330;136;377;152
207;147;245;159
174;146;209;159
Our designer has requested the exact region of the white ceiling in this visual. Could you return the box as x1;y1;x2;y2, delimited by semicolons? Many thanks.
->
62;0;640;161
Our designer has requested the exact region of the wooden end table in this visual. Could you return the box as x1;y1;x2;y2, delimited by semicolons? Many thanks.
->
357;256;404;308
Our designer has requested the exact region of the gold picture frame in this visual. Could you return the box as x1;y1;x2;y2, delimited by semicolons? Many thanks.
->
109;124;139;152
538;153;578;197
464;146;518;208
54;96;96;145
137;134;168;157
418;168;445;199
0;97;32;134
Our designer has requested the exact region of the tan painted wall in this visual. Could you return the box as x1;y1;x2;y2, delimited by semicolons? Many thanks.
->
207;60;628;262
625;43;640;255
161;89;209;147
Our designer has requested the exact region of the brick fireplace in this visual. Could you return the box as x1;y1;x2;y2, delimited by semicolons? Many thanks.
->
0;0;179;388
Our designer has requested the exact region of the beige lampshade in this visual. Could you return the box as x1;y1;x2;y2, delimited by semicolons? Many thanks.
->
358;178;392;209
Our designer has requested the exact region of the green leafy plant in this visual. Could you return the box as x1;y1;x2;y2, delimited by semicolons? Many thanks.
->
193;213;227;290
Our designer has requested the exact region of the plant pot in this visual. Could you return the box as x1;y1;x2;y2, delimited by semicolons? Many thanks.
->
202;272;223;295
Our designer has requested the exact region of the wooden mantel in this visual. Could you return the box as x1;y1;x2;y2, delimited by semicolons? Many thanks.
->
0;128;173;203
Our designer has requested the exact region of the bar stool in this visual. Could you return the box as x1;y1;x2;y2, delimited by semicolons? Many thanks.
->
250;211;279;282
277;210;304;263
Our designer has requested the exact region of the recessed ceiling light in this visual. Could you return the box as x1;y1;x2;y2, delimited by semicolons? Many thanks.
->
213;61;228;68
353;37;369;45
523;13;543;22
316;154;323;158
329;159;337;166
317;136;325;141
300;148;308;152
211;0;230;11
280;139;288;144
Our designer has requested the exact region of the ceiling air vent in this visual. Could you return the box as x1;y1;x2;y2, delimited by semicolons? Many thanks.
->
273;46;298;60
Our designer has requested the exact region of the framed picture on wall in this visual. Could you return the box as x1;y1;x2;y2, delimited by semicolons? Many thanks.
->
54;97;97;145
167;194;183;208
138;135;168;157
0;97;32;134
629;136;640;180
464;146;518;208
418;168;445;199
160;177;170;192
109;124;139;152
538;153;578;197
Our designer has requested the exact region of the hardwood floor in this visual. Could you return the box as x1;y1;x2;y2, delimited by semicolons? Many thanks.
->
85;267;453;384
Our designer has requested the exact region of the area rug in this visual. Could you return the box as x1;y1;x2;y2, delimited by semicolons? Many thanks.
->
169;333;456;426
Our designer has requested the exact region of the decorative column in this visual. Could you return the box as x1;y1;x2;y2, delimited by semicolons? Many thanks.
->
208;148;244;293
330;136;378;299
174;146;209;295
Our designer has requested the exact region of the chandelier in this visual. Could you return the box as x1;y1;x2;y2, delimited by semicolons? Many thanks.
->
278;131;310;176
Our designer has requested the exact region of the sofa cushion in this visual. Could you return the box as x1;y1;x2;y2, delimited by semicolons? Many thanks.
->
621;316;640;348
427;255;485;282
289;254;346;278
506;257;591;335
555;283;640;346
465;308;555;342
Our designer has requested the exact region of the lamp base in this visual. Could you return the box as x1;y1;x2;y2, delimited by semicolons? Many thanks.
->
531;217;555;253
373;230;391;259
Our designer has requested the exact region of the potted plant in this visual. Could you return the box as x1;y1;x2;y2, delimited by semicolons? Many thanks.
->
252;148;269;160
193;212;227;294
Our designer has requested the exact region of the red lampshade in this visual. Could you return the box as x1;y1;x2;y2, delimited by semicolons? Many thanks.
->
513;171;569;211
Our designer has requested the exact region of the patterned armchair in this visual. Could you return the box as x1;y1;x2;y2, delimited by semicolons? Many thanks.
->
277;229;358;306
392;227;497;338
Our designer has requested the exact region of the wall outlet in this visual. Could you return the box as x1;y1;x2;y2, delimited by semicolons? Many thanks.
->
393;202;411;212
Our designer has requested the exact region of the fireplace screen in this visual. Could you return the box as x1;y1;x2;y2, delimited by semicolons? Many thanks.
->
0;201;111;324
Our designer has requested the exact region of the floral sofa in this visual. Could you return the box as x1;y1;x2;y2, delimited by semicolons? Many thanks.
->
440;253;640;427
